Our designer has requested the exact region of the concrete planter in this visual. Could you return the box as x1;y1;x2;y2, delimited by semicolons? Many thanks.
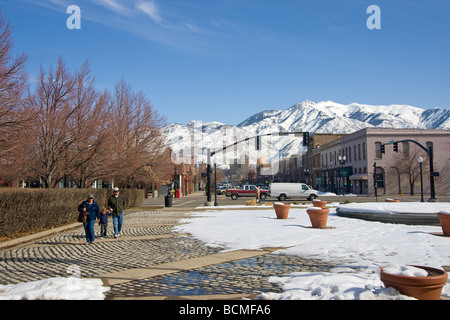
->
437;212;450;236
306;207;330;228
273;203;291;219
312;200;327;209
379;265;448;300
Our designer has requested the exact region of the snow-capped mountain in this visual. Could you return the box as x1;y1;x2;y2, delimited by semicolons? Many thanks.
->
164;101;449;167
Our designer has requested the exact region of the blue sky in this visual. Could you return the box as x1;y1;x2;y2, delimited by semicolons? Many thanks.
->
1;0;449;125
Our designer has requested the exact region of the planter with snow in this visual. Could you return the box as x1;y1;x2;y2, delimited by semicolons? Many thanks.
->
306;207;330;228
273;203;291;219
379;265;448;300
437;211;450;236
312;199;327;209
385;198;400;202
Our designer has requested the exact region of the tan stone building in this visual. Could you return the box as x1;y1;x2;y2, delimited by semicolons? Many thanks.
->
305;128;450;197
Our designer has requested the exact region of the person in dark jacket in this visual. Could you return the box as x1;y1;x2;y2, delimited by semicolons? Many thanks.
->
108;187;127;238
78;194;101;244
99;207;111;238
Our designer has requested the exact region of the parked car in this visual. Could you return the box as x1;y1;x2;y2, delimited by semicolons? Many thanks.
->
216;186;227;195
269;183;318;201
226;185;269;200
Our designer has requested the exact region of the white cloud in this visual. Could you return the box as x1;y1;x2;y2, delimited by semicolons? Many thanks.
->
94;0;128;14
136;1;162;23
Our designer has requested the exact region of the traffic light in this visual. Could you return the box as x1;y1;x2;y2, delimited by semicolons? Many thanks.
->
380;144;385;154
303;132;310;146
393;142;398;153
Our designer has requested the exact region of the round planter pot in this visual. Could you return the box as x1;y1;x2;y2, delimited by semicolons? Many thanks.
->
379;265;448;300
312;200;327;209
437;212;450;237
306;207;330;228
273;204;291;219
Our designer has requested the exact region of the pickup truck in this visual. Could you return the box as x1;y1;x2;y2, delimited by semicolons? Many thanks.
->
226;185;269;200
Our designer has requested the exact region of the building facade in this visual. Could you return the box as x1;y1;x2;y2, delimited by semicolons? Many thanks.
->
305;128;450;196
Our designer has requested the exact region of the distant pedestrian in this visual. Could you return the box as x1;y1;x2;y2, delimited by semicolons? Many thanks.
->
78;194;100;244
108;187;127;238
99;207;111;238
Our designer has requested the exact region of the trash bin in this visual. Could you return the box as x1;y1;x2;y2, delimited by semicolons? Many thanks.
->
165;195;172;207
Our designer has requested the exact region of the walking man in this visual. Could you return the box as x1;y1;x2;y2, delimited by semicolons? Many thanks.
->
108;187;127;238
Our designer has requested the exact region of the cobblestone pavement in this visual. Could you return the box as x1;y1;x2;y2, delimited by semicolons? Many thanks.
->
0;210;337;299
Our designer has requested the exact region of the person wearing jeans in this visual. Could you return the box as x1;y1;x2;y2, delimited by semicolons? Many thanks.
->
78;194;100;244
108;187;127;238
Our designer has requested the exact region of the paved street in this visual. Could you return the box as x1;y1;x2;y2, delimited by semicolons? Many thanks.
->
144;191;450;210
1;192;449;300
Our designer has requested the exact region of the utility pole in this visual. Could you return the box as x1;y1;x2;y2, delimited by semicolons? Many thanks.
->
373;162;378;202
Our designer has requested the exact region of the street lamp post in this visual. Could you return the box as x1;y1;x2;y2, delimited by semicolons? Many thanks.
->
418;156;424;203
304;169;309;185
214;163;218;206
338;156;347;195
392;140;437;202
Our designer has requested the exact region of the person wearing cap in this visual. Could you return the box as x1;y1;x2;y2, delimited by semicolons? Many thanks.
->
78;194;101;244
107;187;127;238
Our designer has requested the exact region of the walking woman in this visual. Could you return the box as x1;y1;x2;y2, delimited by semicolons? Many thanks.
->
78;194;101;244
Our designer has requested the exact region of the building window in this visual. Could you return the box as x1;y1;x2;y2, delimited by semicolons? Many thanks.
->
349;147;352;162
358;144;361;161
363;143;366;160
375;142;382;159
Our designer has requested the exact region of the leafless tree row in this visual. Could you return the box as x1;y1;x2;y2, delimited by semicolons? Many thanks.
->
0;12;171;188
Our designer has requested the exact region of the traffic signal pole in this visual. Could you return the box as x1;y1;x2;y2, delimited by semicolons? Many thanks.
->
390;139;438;202
204;130;308;206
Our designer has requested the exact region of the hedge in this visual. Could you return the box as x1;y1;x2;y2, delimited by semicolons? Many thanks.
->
0;188;145;239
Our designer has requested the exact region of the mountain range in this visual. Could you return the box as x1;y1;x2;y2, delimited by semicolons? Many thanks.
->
163;100;449;166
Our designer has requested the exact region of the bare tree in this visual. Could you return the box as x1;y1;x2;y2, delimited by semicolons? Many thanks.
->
1;10;172;188
0;11;31;181
26;57;76;188
107;78;169;187
63;62;113;188
390;145;428;195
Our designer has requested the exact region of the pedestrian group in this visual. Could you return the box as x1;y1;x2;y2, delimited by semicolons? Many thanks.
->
77;187;127;244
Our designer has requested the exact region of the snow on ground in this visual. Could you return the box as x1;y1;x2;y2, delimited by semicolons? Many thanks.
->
1;202;449;300
337;202;450;215
0;277;109;300
175;202;450;300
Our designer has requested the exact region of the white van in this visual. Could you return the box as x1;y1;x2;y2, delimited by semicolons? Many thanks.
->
269;183;318;201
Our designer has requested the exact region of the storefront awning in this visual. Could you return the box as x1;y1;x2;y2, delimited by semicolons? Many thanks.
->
349;173;368;180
